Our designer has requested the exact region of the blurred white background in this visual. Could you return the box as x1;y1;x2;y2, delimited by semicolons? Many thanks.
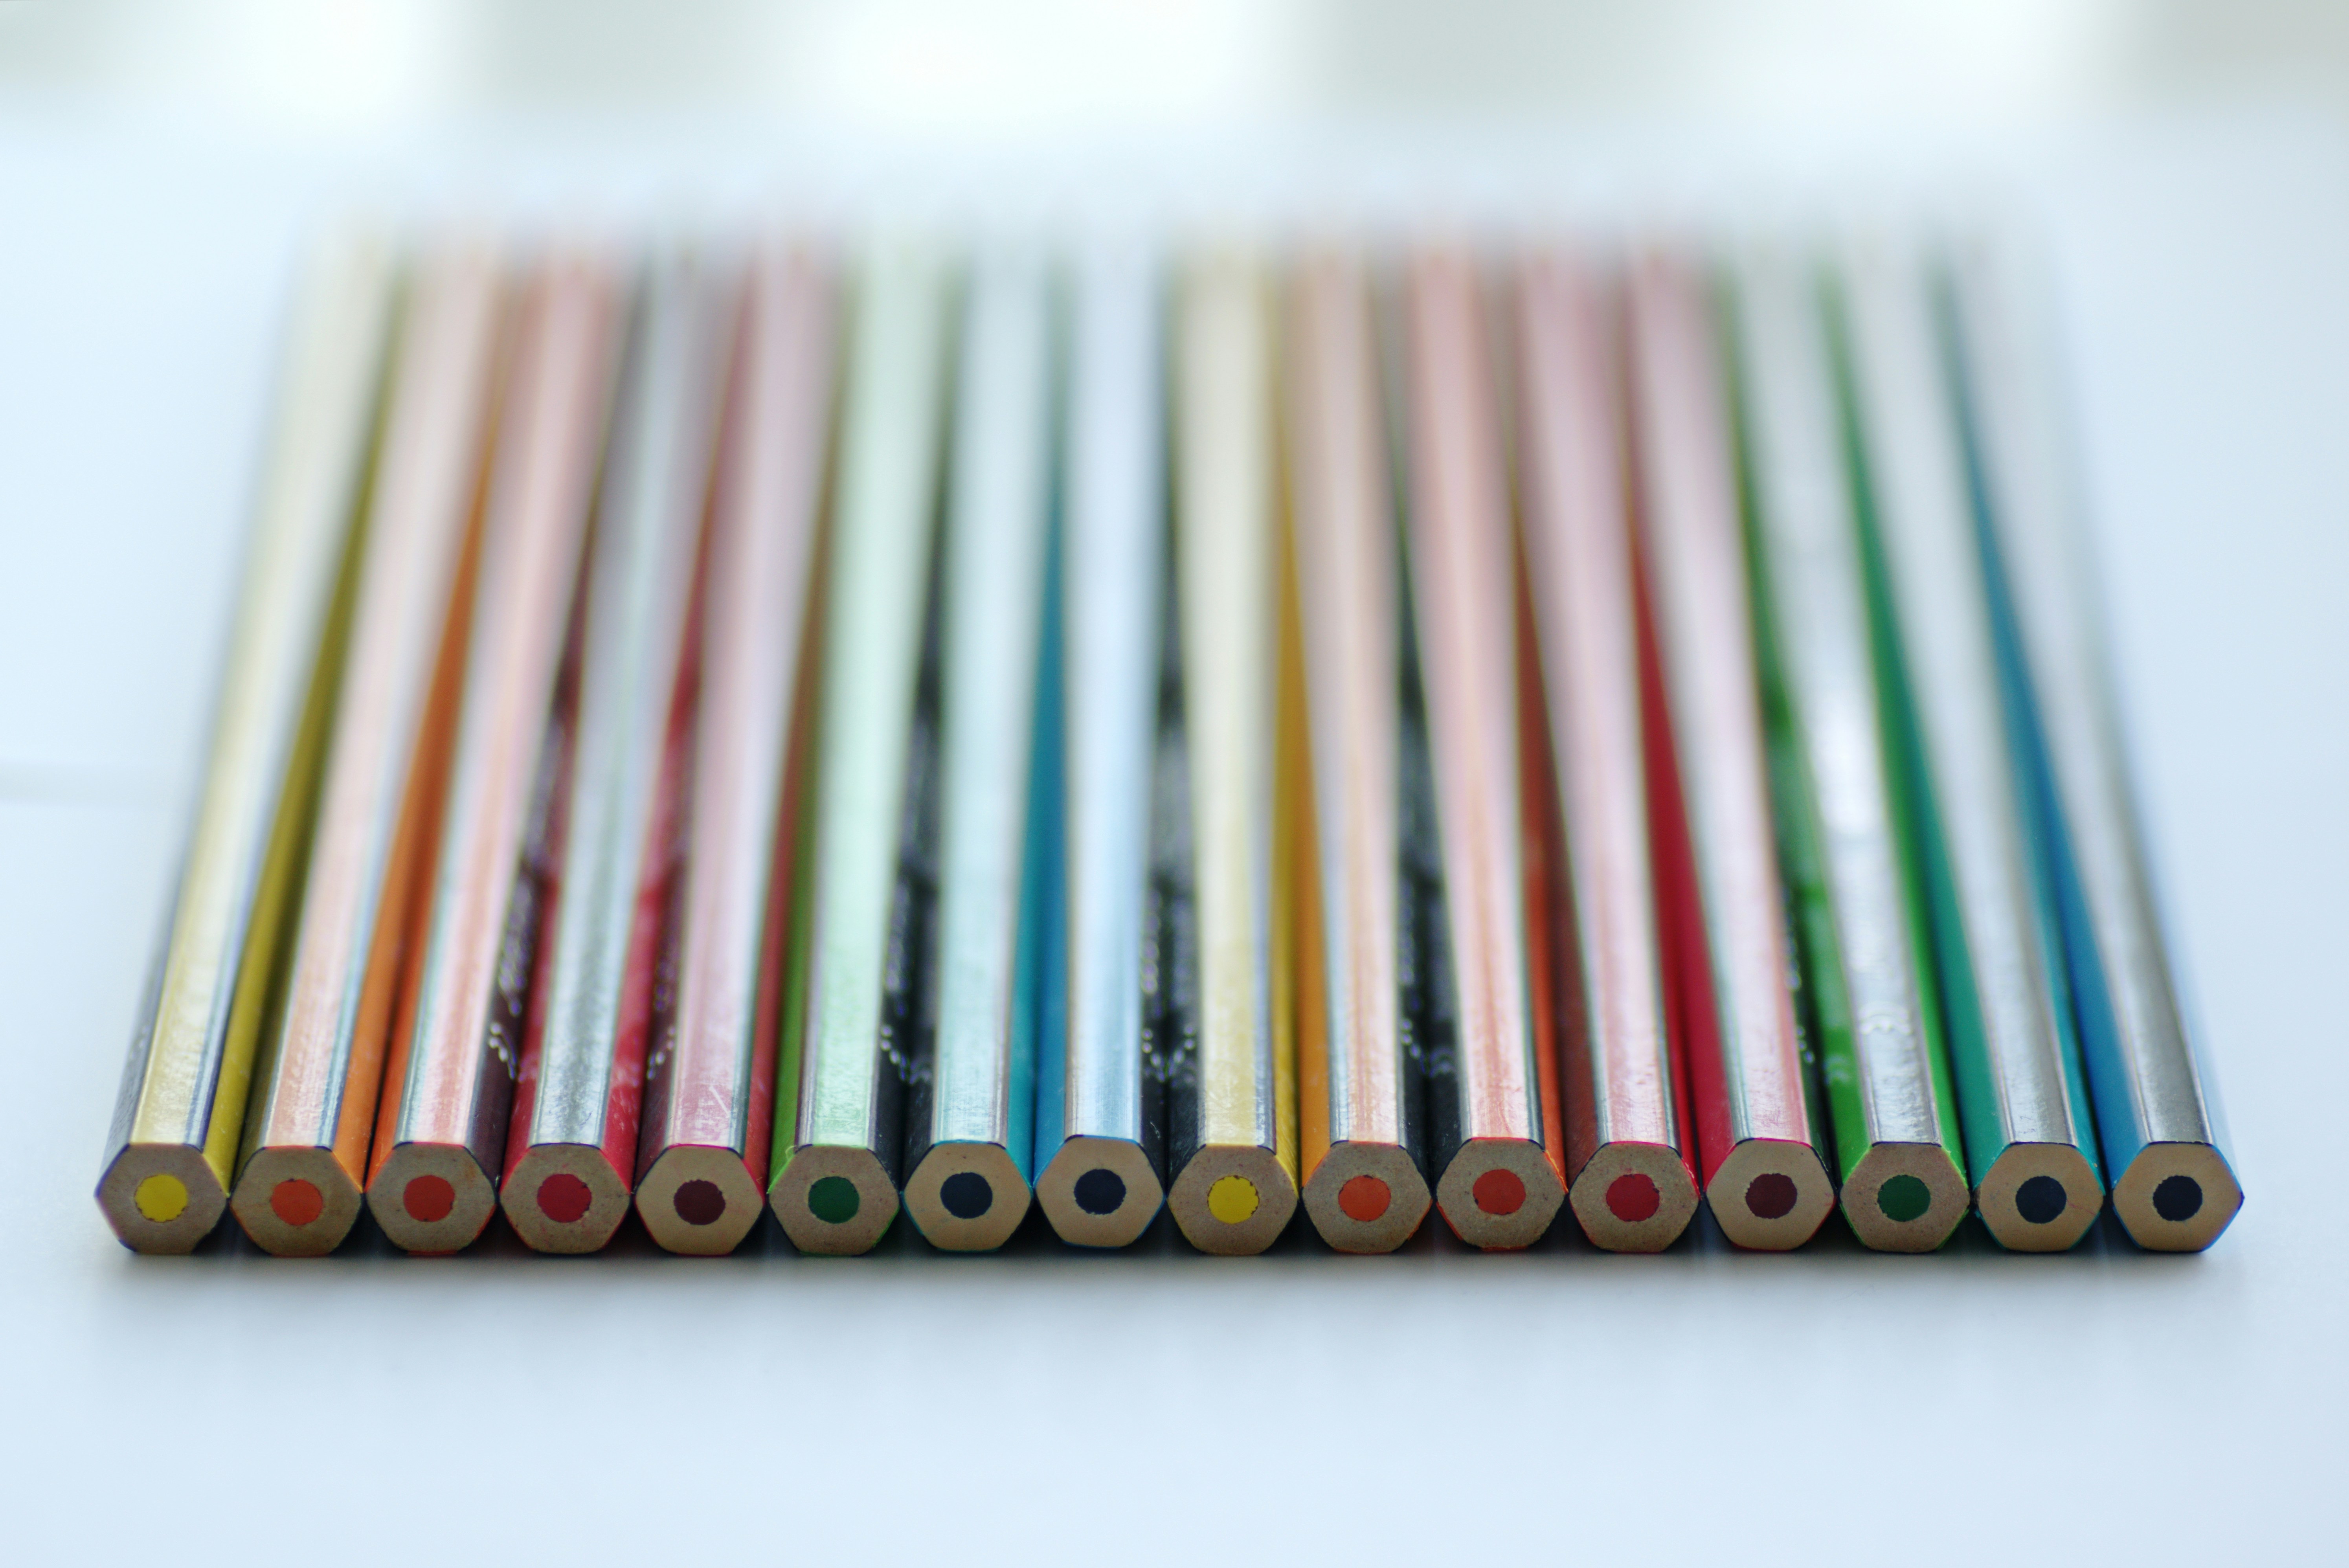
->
6;0;2349;134
2;6;2345;1568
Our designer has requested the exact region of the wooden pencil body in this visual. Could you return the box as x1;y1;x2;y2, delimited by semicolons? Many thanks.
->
1398;252;1565;1249
1286;252;1430;1253
1838;242;2103;1252
1163;251;1299;1254
230;248;501;1256
1517;253;1699;1252
767;244;953;1255
503;257;733;1253
1625;254;1834;1250
97;239;394;1254
903;248;1053;1251
636;248;835;1256
366;260;624;1253
1948;246;2241;1251
1729;247;1970;1251
1032;244;1172;1248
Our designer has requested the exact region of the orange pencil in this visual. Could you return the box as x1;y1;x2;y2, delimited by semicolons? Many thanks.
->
230;249;505;1255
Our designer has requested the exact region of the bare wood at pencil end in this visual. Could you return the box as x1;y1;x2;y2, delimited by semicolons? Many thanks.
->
769;1144;899;1256
367;1141;500;1254
230;1147;365;1257
1035;1136;1165;1249
1840;1142;1971;1253
1434;1137;1567;1251
1705;1137;1837;1252
1976;1141;2103;1252
636;1144;767;1256
1302;1141;1433;1254
502;1142;632;1254
2112;1142;2241;1253
1567;1141;1701;1253
1168;1145;1298;1256
904;1142;1033;1253
96;1144;227;1256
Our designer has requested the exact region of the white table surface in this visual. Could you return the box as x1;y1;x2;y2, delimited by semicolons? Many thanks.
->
2;114;2343;1567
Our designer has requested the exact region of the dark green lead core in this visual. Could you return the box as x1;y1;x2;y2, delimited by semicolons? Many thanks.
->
1877;1174;1932;1224
809;1175;861;1225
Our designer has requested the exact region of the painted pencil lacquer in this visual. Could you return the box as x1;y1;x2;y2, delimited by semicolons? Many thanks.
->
902;248;1054;1252
1625;254;1834;1250
1728;248;1969;1251
1947;247;2241;1251
1163;250;1299;1255
1517;253;1699;1253
1287;251;1431;1254
503;256;734;1253
230;248;503;1256
635;248;835;1256
366;259;625;1253
1398;252;1564;1250
767;243;954;1255
98;237;395;1254
1837;241;2103;1252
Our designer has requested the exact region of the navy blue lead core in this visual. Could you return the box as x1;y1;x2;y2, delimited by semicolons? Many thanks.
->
1073;1168;1126;1216
2152;1174;2204;1223
2015;1175;2068;1225
941;1172;994;1220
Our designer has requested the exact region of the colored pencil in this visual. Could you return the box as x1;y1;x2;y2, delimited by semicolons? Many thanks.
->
1624;253;1835;1249
1836;240;2104;1251
1163;250;1300;1254
501;256;733;1252
1517;252;1700;1252
1949;246;2242;1251
767;243;954;1255
1286;249;1431;1253
96;238;394;1254
366;258;626;1253
635;247;836;1256
901;248;1053;1251
229;247;502;1256
1396;251;1565;1249
1031;242;1172;1248
1728;247;1971;1251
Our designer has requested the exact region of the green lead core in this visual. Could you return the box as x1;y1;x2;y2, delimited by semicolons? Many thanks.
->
808;1175;861;1225
1877;1174;1932;1224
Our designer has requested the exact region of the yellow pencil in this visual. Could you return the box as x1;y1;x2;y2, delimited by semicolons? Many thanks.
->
1163;249;1300;1254
96;237;397;1252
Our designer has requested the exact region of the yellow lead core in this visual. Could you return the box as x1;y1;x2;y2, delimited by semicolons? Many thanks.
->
134;1173;190;1223
1207;1175;1260;1225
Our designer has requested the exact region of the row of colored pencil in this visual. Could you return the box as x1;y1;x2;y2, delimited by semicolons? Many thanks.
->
96;231;2241;1260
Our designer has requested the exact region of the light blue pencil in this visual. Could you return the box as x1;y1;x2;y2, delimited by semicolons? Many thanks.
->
902;246;1056;1250
1032;242;1171;1248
